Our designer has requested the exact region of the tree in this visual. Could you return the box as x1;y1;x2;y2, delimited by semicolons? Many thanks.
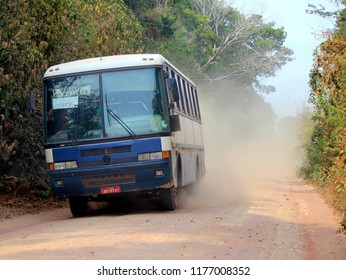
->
132;0;293;93
191;0;293;91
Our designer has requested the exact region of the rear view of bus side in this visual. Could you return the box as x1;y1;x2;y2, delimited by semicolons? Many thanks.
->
43;54;205;217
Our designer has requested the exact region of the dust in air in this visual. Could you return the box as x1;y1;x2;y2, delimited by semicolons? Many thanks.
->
181;82;304;209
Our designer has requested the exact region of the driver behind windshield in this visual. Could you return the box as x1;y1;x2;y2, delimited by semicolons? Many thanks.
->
47;109;69;138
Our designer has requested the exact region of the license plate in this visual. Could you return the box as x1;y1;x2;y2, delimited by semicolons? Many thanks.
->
100;186;121;194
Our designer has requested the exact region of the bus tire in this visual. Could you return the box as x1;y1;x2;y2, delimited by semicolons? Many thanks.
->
68;197;88;217
161;187;177;211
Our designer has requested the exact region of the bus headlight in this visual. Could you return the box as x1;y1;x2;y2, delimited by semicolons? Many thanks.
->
138;151;170;161
53;161;78;170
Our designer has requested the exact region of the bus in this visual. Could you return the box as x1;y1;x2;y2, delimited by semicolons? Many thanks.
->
43;54;205;217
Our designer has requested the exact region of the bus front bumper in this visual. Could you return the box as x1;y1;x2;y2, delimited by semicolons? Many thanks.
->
48;160;172;199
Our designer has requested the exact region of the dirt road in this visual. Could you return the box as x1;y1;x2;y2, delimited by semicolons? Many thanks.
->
0;174;345;260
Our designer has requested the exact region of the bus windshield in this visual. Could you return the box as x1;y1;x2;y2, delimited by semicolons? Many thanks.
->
44;68;169;144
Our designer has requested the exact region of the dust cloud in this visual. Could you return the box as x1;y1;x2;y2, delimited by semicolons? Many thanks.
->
181;81;304;208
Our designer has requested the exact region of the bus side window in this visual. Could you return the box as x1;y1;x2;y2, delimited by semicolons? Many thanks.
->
169;70;180;110
194;88;201;120
185;81;192;116
191;87;198;119
178;77;187;114
176;76;183;111
188;85;196;118
182;80;190;115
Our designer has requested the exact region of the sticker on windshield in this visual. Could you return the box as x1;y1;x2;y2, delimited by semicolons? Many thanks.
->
52;96;79;109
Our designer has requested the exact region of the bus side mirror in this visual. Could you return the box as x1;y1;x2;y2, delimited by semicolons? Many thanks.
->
168;78;180;103
27;91;35;114
170;115;181;132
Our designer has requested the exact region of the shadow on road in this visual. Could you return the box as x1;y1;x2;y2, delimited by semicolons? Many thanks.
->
84;196;165;217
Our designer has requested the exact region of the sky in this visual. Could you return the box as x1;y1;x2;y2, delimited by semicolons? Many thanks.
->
232;0;337;119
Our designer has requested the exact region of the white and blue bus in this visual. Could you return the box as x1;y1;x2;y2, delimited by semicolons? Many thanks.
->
43;54;205;217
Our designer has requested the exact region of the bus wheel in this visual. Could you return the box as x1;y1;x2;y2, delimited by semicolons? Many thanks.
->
68;197;88;217
161;187;177;211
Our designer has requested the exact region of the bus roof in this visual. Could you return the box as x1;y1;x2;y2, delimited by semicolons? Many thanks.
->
43;54;195;86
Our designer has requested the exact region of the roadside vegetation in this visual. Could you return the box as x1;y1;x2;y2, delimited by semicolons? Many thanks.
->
299;0;346;229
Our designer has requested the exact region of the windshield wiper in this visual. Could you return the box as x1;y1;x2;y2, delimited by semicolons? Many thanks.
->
105;95;137;139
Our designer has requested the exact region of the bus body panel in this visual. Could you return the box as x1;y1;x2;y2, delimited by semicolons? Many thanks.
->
171;114;205;187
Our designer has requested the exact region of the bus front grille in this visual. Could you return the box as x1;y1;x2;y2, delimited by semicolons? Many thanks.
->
82;173;135;187
81;145;131;157
78;157;137;168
